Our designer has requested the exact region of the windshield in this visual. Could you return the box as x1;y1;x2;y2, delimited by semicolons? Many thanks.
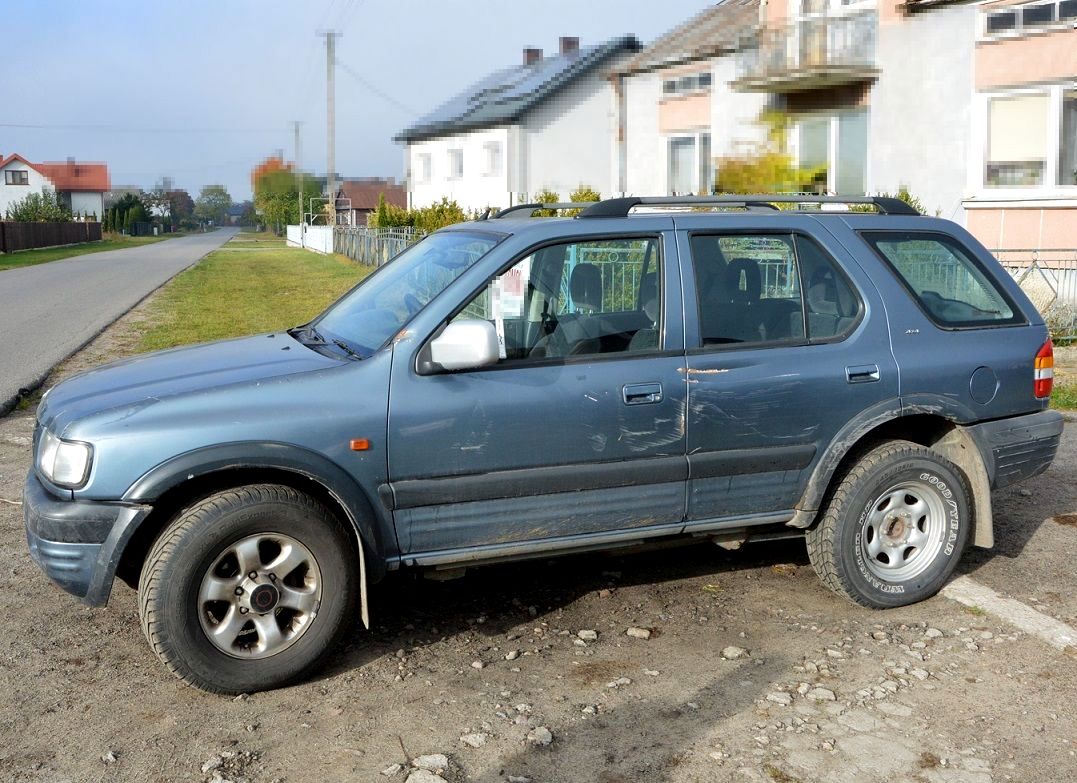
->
312;230;499;356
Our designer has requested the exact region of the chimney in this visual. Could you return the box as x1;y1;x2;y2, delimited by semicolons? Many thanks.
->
523;47;543;66
559;36;580;56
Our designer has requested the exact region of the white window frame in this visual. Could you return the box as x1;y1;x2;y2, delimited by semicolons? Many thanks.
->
660;70;714;98
447;148;464;180
979;0;1077;41
975;83;1077;197
482;141;503;177
791;109;870;195
415;153;432;184
664;131;713;195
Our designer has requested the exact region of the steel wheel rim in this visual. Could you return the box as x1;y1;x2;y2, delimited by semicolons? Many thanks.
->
859;481;947;582
197;533;322;659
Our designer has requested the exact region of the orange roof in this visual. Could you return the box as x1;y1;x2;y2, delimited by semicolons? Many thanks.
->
0;153;43;173
35;160;110;192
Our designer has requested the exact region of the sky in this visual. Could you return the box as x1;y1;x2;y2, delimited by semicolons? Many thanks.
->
0;0;714;201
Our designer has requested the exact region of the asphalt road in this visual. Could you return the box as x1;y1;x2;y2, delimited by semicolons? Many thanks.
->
0;228;236;412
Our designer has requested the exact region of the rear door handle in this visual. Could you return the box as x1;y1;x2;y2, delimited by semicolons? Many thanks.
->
623;382;663;405
846;364;881;384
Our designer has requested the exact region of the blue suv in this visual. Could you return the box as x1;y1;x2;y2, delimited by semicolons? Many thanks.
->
24;195;1063;693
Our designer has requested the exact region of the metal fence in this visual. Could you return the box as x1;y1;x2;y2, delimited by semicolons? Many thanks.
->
334;226;422;266
992;249;1077;338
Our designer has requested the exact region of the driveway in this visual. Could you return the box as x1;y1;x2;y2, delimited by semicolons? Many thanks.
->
0;228;237;413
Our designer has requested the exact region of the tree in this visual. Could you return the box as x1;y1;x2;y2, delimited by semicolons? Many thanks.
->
5;190;72;222
194;184;232;225
107;193;149;234
253;170;321;234
144;189;172;223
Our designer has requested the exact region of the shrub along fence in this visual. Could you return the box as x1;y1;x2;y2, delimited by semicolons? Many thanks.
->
0;221;102;253
335;226;422;266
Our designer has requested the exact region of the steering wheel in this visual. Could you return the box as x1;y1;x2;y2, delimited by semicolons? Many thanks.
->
403;293;422;317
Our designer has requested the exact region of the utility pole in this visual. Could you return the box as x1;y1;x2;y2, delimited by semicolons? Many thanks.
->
319;30;340;226
293;120;303;226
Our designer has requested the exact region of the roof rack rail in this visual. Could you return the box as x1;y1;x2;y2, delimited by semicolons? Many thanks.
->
494;202;597;219
577;195;921;218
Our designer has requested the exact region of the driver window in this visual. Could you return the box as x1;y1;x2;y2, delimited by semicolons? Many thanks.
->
451;237;661;361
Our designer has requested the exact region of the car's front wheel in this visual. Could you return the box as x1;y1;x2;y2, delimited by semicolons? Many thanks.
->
138;484;359;693
806;440;971;608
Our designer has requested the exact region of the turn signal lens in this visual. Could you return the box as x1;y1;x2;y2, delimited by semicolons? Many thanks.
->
1034;339;1054;399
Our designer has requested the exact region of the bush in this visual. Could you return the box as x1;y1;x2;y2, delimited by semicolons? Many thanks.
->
368;196;473;232
5;190;72;222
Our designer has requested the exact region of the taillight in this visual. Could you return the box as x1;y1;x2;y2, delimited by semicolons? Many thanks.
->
1034;339;1054;399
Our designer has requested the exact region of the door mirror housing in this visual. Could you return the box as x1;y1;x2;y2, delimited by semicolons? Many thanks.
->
422;319;500;373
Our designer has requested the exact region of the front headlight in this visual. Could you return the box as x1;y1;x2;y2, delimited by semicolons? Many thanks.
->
38;430;93;488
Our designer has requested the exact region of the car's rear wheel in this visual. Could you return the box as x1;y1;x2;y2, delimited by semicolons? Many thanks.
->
138;484;358;693
805;440;970;608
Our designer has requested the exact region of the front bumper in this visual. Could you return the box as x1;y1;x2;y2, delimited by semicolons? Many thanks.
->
967;410;1064;490
23;472;151;606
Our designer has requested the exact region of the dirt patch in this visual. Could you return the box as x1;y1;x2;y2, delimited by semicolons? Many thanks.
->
1051;513;1077;527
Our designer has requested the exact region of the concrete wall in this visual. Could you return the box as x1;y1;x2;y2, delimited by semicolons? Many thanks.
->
624;70;664;196
286;224;333;254
406;127;511;212
0;161;52;217
870;4;976;222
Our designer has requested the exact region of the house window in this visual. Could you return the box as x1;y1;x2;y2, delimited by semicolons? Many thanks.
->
447;149;464;179
667;133;712;195
5;170;29;185
1062;89;1077;186
795;110;867;195
661;71;713;97
983;0;1075;36
416;153;432;183
986;92;1049;186
483;141;503;177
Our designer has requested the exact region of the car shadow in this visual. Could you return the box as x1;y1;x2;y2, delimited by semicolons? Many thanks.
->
316;536;809;681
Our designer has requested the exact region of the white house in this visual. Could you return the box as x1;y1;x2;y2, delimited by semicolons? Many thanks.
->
0;153;110;219
396;35;642;211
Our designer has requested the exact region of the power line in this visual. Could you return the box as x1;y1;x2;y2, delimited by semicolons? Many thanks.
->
336;59;418;117
0;122;286;134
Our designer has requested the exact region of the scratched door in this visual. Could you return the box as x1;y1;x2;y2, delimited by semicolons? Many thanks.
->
386;231;689;558
674;219;899;529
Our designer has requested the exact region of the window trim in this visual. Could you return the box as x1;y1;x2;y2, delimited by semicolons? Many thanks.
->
980;0;1077;41
666;131;713;196
416;232;672;375
446;148;464;180
482;141;503;178
685;229;865;353
858;229;1028;331
4;169;30;186
793;109;870;196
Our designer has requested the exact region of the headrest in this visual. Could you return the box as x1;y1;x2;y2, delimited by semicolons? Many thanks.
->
807;268;854;317
570;263;602;313
639;271;659;323
725;257;761;304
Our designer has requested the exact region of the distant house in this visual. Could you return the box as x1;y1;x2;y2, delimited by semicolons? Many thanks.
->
334;178;407;225
0;153;110;219
396;35;642;211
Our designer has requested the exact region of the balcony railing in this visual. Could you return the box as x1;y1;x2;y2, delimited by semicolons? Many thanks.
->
734;11;878;92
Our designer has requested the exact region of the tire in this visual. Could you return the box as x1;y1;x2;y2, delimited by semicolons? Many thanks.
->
138;484;359;694
805;440;971;609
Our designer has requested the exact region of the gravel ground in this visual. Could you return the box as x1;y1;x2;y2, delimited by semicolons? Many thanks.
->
2;301;1076;783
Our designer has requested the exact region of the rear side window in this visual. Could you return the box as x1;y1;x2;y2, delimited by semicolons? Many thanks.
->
689;233;860;347
862;231;1020;327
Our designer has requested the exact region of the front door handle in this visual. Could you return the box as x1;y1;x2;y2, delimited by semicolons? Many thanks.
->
846;364;881;384
623;382;663;405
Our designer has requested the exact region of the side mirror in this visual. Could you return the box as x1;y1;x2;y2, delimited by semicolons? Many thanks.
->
425;319;500;372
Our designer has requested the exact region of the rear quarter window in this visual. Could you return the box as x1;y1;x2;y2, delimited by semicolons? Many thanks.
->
861;231;1023;328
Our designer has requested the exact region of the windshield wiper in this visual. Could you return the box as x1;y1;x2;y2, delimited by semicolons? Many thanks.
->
331;338;362;360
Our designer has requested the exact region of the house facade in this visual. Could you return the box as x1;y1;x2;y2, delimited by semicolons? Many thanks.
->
397;35;642;211
334;177;407;226
0;153;109;219
614;0;767;198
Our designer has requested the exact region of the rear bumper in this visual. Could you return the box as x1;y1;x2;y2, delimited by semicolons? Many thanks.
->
967;410;1064;490
23;473;151;606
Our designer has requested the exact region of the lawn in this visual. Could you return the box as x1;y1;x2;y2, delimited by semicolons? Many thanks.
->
135;237;371;352
1051;383;1077;411
0;232;184;271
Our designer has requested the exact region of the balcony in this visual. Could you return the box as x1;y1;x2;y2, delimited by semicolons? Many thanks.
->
733;12;879;93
